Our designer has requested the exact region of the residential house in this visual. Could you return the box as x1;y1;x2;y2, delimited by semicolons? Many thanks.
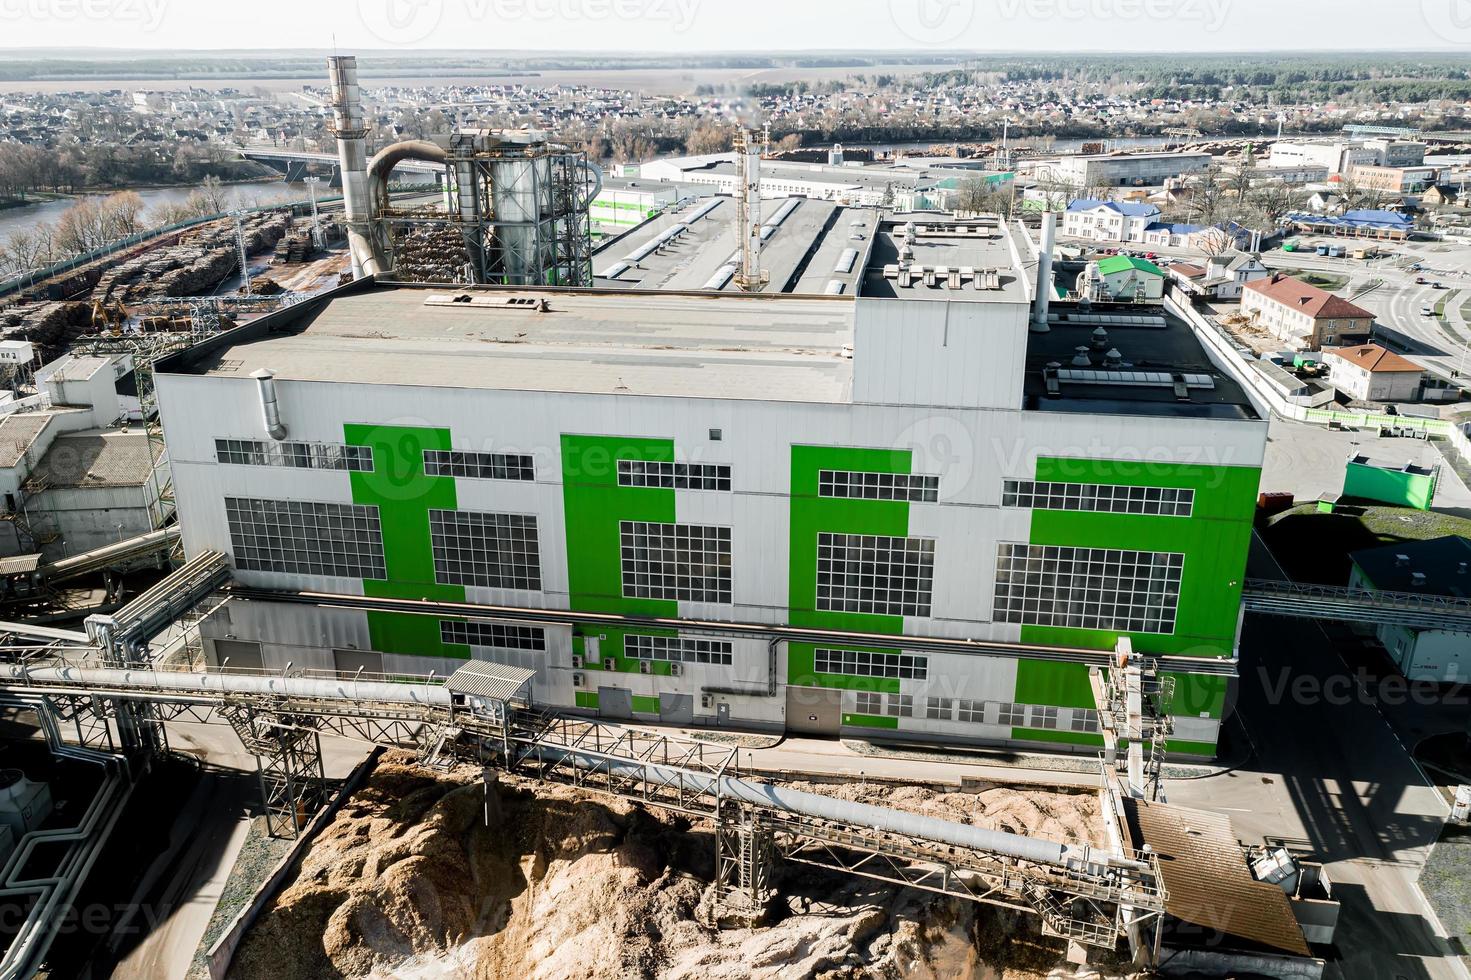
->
1168;251;1268;300
1322;343;1426;402
1080;255;1165;302
1062;199;1161;243
1241;273;1375;350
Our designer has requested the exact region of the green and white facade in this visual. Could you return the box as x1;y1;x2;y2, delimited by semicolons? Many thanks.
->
156;218;1265;757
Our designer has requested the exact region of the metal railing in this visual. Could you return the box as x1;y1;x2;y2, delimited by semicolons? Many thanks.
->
1242;577;1471;630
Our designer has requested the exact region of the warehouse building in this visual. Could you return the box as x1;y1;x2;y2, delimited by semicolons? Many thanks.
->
154;215;1265;758
1043;152;1212;189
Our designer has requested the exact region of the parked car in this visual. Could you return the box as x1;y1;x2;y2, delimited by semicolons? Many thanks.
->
1422;306;1435;316
1416;276;1428;284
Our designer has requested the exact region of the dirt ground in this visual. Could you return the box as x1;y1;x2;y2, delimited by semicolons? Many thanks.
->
228;753;1114;980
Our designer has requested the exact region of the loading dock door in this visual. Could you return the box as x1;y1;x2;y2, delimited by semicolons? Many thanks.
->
211;639;262;671
659;693;694;726
597;686;633;720
785;687;842;737
333;648;383;677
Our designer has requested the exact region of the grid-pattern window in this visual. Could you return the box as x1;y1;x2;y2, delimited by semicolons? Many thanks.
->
625;634;733;665
854;692;883;715
1071;709;1101;733
995;702;1027;726
818;470;939;503
925;697;953;720
216;438;373;472
424;450;534;481
225;497;385;579
957;699;985;724
885;694;913;718
992;543;1183;634
1002;480;1193;517
816;532;935;618
620;521;732;603
440;620;546;651
813;648;927;680
1030;705;1060;729
617;459;731;491
429;510;542;591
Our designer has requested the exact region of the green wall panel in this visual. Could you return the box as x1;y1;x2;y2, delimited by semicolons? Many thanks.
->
345;423;467;660
842;713;899;730
1013;660;1096;710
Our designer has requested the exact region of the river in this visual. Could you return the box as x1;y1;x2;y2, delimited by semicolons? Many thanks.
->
0;179;312;241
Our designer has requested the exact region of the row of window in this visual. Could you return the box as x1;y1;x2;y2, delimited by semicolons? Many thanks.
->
1002;480;1194;517
424;450;535;482
617;459;732;491
216;439;373;472
993;543;1184;635
224;496;1180;636
853;692;1099;732
625;634;734;665
814;648;928;680
818;470;940;503
439;620;547;651
816;531;935;618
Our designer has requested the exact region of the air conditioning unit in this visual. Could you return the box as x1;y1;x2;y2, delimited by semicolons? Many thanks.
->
572;671;585;688
639;660;653;674
700;693;714;709
603;657;617;671
668;662;684;677
571;654;583;669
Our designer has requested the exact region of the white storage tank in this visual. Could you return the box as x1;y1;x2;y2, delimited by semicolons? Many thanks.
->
0;769;52;837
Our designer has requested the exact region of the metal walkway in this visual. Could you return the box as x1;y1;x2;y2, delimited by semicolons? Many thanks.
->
0;654;1164;950
1242;578;1471;631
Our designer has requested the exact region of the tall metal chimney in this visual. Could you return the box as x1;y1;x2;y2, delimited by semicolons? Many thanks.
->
327;56;372;279
1032;211;1057;333
733;127;768;292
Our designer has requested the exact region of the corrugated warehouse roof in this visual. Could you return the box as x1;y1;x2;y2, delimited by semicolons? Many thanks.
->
1122;797;1310;957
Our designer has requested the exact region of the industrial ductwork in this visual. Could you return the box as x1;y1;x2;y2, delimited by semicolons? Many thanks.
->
251;368;288;441
1032;211;1057;332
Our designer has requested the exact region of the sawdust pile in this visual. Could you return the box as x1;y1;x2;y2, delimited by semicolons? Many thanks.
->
228;753;1109;980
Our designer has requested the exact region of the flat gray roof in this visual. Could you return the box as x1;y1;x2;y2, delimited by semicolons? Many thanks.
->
168;284;856;403
859;216;1030;304
31;430;157;488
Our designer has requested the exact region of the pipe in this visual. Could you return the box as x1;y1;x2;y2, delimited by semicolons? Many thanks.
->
357;139;452;277
251;369;288;441
1032;211;1056;332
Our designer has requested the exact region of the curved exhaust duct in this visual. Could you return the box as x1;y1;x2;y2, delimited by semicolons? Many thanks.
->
251;368;288;441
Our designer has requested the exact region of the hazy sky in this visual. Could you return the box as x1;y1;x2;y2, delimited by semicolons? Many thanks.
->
1;0;1468;54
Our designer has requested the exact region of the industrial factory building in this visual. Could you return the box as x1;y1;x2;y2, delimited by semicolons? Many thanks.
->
154;213;1264;759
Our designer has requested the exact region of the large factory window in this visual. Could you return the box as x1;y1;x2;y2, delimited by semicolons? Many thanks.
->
423;450;534;481
818;470;939;503
815;532;935;618
225;497;386;579
813;648;927;680
619;521;732;604
624;634;733;665
616;459;731;491
1000;479;1193;517
991;543;1183;634
439;620;546;651
429;509;542;591
216;438;373;472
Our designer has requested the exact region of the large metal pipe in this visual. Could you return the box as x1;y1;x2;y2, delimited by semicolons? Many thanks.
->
327;56;371;280
251;369;288;440
1032;211;1056;332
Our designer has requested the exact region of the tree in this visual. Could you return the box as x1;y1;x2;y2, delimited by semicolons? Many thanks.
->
684;122;731;156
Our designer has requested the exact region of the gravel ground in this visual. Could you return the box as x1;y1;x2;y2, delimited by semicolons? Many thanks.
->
1419;823;1471;967
186;818;294;980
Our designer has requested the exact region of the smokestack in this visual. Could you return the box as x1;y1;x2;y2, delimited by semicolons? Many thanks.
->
252;369;288;441
328;56;373;279
1032;211;1056;333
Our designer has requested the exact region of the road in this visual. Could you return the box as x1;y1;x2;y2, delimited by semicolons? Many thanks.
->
1167;538;1467;980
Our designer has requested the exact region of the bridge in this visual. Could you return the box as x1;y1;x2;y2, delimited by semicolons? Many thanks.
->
1240;578;1471;631
237;144;444;184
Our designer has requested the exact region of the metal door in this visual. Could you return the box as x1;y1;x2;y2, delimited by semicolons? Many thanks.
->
785;686;842;736
211;638;263;671
716;702;731;726
597;686;633;720
659;693;694;726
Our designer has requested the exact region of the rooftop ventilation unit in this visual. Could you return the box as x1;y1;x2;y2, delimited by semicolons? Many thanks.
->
1072;346;1093;367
